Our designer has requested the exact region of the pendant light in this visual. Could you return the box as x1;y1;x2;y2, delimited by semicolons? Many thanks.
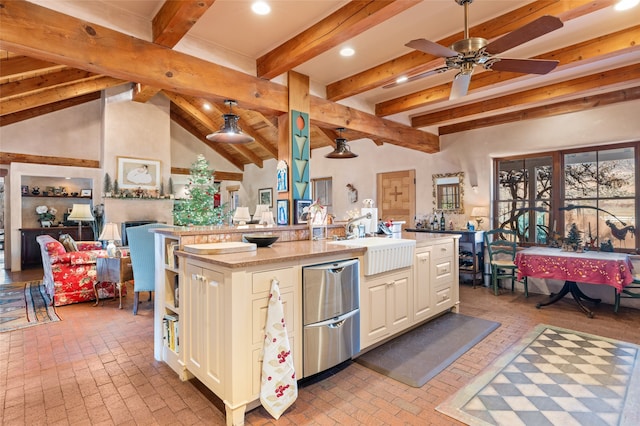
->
325;128;358;159
206;100;255;144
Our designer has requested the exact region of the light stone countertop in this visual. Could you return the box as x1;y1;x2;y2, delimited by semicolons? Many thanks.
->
174;232;459;268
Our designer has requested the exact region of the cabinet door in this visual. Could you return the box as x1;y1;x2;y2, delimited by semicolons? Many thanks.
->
361;278;390;347
388;274;411;331
184;262;224;394
414;250;432;321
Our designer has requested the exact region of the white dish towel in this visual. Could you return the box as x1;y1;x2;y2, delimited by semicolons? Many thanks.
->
260;278;298;419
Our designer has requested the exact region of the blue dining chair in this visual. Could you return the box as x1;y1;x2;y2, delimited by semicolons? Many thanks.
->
614;255;640;313
126;223;173;315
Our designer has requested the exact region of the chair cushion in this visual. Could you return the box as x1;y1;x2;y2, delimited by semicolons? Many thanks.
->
491;259;517;268
59;234;78;252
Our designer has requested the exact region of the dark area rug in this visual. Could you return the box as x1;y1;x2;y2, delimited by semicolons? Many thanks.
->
355;312;500;388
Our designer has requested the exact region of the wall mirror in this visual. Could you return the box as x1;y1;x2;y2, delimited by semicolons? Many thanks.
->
433;172;464;214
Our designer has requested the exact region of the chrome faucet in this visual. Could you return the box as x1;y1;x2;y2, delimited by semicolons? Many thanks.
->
345;212;372;239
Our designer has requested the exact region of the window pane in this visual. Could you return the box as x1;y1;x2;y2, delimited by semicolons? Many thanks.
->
598;147;635;197
564;151;597;199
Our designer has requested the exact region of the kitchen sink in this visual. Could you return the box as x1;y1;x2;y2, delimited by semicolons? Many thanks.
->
328;237;415;276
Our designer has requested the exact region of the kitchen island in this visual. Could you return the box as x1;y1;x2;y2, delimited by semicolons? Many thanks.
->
152;227;459;425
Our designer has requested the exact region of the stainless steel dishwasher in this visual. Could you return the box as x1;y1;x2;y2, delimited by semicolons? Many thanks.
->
302;258;360;378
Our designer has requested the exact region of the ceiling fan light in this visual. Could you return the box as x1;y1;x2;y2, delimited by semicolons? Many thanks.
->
326;131;358;159
206;101;255;144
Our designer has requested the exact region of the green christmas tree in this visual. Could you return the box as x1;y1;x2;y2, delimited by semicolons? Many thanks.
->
565;223;582;250
103;173;113;195
173;154;229;226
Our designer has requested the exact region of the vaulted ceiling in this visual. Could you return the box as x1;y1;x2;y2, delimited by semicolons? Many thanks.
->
1;0;639;171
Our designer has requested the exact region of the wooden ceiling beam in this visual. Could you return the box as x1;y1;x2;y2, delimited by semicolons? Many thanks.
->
0;92;100;126
326;0;615;101
438;86;640;135
311;97;439;153
170;109;245;171
1;68;100;100
152;0;216;47
376;25;640;116
0;55;66;84
0;76;125;116
256;0;420;80
134;1;216;103
0;151;99;168
171;167;243;182
0;0;436;149
411;64;640;128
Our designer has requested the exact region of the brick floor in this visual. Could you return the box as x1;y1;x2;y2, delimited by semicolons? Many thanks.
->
2;269;639;425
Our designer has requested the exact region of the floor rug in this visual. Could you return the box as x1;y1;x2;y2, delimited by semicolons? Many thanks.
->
437;324;640;426
355;313;500;388
0;281;60;332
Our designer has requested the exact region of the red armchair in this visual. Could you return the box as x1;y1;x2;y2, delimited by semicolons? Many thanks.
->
36;234;126;306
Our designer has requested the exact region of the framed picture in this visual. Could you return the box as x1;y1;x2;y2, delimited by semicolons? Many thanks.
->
294;199;312;225
277;160;288;192
80;189;92;197
276;199;289;225
117;156;161;189
258;188;273;208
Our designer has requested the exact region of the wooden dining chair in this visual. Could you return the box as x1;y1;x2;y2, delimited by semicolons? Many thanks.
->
484;228;528;297
614;255;640;313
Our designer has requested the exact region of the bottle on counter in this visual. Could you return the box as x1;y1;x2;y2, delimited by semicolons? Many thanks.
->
440;212;446;231
431;214;438;230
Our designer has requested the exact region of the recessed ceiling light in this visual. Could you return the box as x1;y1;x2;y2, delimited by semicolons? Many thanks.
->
252;1;271;15
203;103;211;111
396;76;408;84
340;47;355;57
614;0;639;10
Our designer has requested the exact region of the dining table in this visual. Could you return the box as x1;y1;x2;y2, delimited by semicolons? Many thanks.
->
515;246;635;318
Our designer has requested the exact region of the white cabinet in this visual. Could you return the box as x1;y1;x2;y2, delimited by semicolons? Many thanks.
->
361;267;412;349
183;262;224;395
413;247;432;322
431;240;458;315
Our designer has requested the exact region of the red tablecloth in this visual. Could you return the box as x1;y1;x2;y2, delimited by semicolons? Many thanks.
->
515;247;634;293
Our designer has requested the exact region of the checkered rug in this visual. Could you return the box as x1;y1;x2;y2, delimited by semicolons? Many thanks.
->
437;325;640;426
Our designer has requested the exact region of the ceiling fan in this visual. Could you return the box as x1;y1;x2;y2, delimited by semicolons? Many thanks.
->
385;0;564;99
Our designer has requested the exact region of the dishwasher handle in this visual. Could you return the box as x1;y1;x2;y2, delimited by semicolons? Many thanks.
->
304;309;359;329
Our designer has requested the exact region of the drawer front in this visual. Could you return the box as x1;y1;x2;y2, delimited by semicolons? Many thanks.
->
251;290;295;344
434;285;452;307
433;242;454;260
252;267;295;294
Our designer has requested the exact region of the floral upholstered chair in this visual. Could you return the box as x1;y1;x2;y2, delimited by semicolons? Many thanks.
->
36;234;125;306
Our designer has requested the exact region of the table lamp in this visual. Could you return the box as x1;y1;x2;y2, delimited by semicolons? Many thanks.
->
253;204;269;222
471;207;489;230
233;207;251;225
99;222;121;257
260;211;275;227
67;204;94;241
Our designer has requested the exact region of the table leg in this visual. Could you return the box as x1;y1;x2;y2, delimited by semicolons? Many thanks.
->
536;280;599;318
93;282;100;307
117;282;123;309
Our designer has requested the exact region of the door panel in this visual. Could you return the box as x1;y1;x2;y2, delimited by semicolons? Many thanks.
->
376;170;416;229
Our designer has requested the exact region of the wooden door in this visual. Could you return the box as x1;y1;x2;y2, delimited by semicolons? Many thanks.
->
376;170;416;229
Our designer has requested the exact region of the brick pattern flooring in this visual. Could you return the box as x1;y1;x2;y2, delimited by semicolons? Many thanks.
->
2;271;639;425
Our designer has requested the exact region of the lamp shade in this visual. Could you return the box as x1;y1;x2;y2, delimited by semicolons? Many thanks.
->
233;207;251;224
253;204;270;219
326;128;357;159
471;207;489;217
99;222;121;242
260;211;275;226
68;204;94;221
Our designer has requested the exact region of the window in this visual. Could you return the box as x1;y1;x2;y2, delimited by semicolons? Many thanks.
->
494;142;639;251
311;177;332;213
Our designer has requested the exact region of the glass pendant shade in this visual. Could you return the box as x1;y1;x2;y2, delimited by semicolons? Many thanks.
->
326;137;358;159
206;100;255;144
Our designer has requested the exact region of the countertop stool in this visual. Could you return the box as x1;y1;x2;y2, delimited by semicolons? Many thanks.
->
95;257;133;309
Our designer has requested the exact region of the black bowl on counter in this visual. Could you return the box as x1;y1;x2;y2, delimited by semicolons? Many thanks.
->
243;234;279;247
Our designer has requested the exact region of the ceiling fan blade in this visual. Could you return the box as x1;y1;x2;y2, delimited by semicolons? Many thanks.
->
450;72;472;100
490;58;559;74
485;15;563;55
382;66;449;89
406;38;458;58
